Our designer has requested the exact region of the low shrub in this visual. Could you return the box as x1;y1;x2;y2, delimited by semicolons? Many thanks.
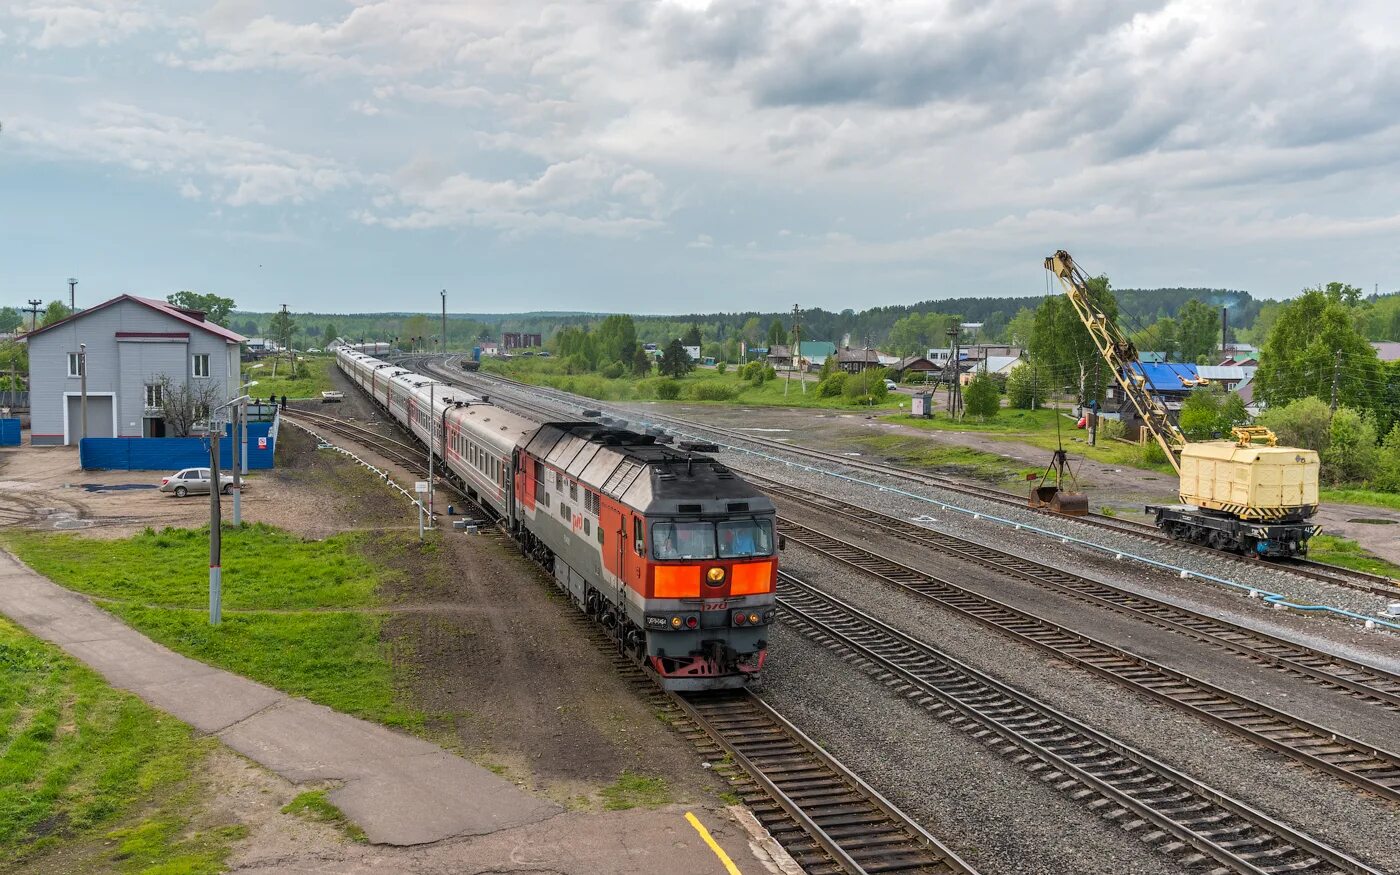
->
1097;417;1126;441
687;382;736;401
654;379;681;400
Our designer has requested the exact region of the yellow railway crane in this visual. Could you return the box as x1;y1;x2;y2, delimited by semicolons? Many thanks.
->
1044;250;1321;558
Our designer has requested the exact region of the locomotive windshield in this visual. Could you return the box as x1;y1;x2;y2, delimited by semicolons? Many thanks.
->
717;519;773;558
652;521;716;560
652;519;774;560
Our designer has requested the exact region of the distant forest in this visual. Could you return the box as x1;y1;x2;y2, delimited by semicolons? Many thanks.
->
230;286;1266;351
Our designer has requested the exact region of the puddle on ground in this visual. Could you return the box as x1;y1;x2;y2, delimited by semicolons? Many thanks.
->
1348;518;1397;525
49;512;95;530
79;483;159;492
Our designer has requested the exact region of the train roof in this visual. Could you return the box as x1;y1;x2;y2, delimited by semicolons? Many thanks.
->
523;422;773;517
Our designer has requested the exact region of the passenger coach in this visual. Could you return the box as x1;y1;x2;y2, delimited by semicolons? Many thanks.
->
334;348;777;689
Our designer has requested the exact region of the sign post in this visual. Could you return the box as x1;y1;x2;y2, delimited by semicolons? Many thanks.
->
415;480;429;541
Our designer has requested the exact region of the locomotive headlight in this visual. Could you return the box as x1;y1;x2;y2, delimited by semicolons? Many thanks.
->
706;567;726;584
670;616;682;629
748;613;760;625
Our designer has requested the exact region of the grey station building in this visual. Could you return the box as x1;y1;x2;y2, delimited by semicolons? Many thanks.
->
25;295;245;445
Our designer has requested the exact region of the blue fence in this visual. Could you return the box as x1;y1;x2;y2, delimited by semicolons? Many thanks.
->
79;420;277;471
0;418;19;446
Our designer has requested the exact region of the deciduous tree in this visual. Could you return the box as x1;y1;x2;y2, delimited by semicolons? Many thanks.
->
1176;299;1220;363
40;301;71;326
168;291;236;326
964;372;1000;420
1253;288;1382;415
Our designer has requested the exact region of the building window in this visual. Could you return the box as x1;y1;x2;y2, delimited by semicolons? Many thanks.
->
145;384;163;408
67;353;83;377
193;354;210;378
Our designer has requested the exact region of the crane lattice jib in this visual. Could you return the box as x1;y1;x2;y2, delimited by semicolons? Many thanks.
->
1043;250;1184;474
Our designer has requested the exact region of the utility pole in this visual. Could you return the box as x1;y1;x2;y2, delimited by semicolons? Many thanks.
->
208;415;223;625
26;299;42;331
1220;306;1228;356
426;381;436;524
791;304;804;394
441;289;447;356
79;343;87;444
231;402;242;526
68;278;78;312
279;304;293;377
1330;348;1343;412
946;326;962;419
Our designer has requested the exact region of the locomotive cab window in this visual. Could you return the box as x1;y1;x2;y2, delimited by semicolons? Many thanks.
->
718;519;774;558
652;521;717;560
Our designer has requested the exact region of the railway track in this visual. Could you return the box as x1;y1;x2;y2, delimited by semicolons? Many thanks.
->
319;371;976;874
776;518;1400;802
777;572;1387;875
743;469;1400;711
428;361;1400;599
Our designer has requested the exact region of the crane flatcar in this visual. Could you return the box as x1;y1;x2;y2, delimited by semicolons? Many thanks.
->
334;348;776;689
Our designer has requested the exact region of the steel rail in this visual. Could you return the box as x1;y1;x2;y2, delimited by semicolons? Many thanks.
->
672;690;973;875
433;361;1400;598
777;518;1400;803
342;360;973;874
776;572;1386;875
742;470;1400;710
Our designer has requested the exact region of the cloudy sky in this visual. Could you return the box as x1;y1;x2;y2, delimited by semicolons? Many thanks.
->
4;1;1400;314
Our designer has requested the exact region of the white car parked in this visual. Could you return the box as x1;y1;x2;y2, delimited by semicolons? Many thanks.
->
159;468;235;497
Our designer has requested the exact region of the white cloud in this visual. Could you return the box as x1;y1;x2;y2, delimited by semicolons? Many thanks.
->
687;233;714;249
361;155;666;236
11;0;154;48
7;1;1400;305
10;102;354;206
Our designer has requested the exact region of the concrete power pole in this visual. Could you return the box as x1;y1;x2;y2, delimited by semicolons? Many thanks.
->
79;343;88;444
792;304;804;394
26;300;42;331
441;289;447;357
1330;348;1343;413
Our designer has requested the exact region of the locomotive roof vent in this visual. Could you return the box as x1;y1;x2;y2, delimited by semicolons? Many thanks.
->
727;502;749;512
679;503;703;513
678;441;719;453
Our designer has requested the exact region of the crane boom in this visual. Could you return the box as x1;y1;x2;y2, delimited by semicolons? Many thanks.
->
1043;250;1183;475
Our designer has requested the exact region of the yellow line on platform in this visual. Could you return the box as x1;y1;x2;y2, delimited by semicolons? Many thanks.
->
685;810;742;875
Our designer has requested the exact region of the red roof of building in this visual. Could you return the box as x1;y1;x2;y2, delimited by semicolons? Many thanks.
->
21;294;246;343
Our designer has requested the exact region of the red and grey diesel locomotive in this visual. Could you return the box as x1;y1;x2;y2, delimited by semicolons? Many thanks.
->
336;348;777;690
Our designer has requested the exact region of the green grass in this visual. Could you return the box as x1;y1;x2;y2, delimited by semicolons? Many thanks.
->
4;524;380;611
1;524;422;731
597;772;672;811
853;434;1039;483
244;356;333;400
281;790;366;842
483;357;901;410
1320;489;1400;512
0;616;242;872
886;409;1178;475
1307;535;1400;579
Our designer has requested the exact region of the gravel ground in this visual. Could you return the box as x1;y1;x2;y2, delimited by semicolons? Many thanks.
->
772;499;1400;750
775;545;1400;873
759;627;1184;875
453;373;1396;630
422;368;1400;871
